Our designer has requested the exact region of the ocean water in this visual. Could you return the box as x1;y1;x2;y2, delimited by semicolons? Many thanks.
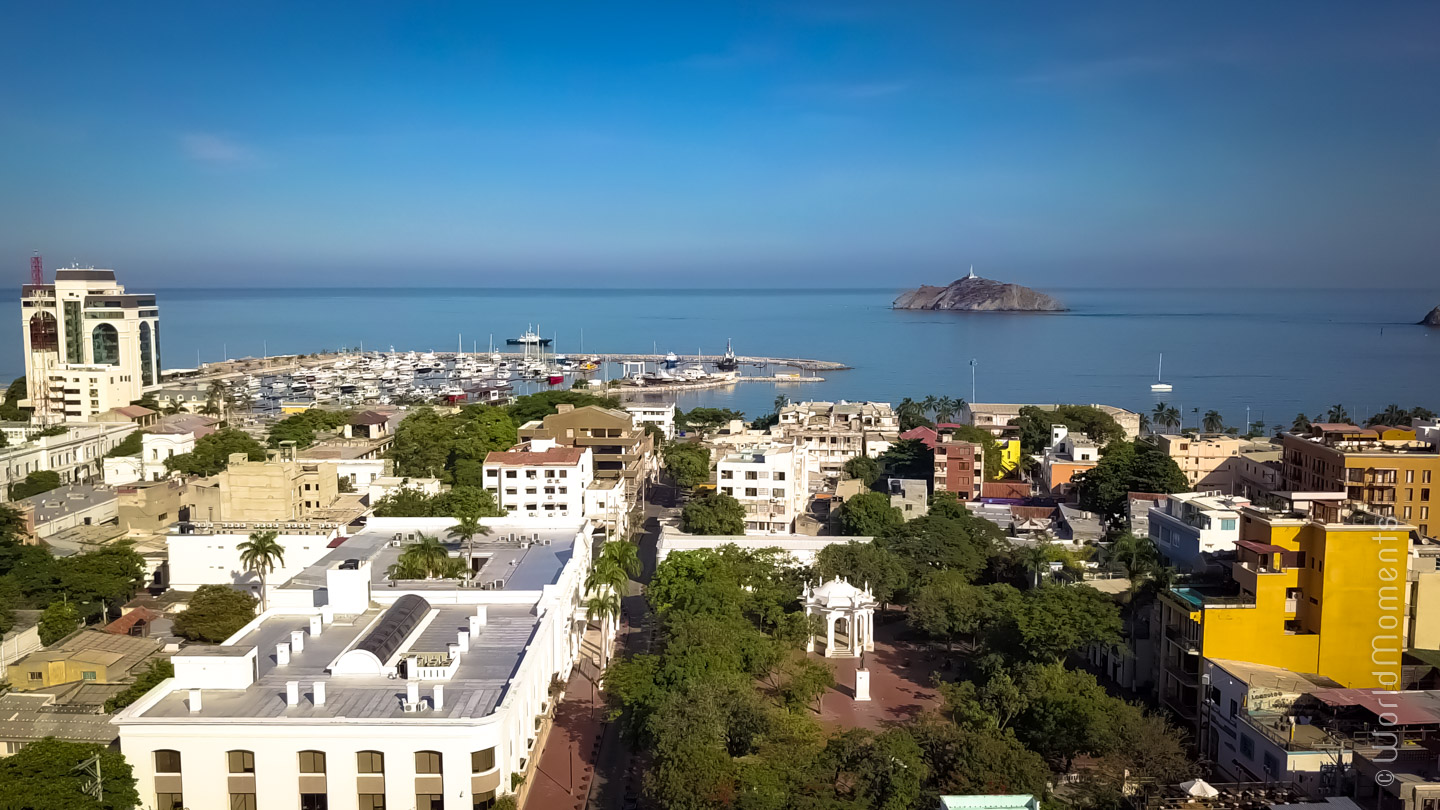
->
6;286;1439;429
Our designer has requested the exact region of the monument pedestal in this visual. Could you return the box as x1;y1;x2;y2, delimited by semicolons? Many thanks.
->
854;668;871;702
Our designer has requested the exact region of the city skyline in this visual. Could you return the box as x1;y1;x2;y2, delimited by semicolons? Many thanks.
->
3;1;1438;288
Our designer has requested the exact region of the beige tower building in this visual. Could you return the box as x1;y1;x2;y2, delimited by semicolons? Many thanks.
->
21;267;161;422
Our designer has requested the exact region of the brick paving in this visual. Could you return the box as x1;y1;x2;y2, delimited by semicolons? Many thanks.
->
814;616;947;731
525;646;607;810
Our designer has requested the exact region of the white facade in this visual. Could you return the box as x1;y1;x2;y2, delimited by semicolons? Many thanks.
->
115;520;594;810
21;267;160;423
300;457;387;492
717;443;809;534
774;401;898;476
142;432;198;482
0;422;136;501
583;477;628;539
367;476;442;504
1148;491;1249;571
625;403;676;441
482;441;594;523
656;523;872;566
165;522;348;599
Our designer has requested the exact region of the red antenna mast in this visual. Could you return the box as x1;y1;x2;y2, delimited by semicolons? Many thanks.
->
30;253;43;286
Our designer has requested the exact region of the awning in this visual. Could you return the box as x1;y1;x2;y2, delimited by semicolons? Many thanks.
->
1310;689;1440;725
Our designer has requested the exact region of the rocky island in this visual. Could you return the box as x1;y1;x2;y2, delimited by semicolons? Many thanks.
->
1420;306;1440;327
892;268;1067;312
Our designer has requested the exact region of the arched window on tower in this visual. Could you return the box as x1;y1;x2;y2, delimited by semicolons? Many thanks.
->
91;323;120;366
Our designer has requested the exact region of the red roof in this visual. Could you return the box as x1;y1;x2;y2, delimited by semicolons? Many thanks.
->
327;536;350;548
484;447;586;466
104;607;160;635
899;427;938;449
1311;689;1440;726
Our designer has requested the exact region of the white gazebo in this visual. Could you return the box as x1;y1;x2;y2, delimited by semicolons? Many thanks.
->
803;577;877;658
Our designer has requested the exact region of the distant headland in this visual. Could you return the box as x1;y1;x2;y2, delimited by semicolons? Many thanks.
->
1420;306;1440;327
891;267;1067;312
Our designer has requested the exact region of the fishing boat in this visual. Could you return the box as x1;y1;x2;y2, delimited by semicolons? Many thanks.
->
1151;354;1173;393
716;339;739;372
547;373;564;385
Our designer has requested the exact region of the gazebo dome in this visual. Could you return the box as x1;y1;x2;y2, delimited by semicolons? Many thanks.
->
806;577;873;609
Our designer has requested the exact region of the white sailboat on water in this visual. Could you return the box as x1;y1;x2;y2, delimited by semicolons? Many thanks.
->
1151;354;1173;393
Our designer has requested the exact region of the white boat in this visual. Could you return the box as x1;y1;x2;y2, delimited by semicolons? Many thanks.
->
1151;354;1173;392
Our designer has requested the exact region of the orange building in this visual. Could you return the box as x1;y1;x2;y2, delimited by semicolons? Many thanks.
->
1282;424;1439;537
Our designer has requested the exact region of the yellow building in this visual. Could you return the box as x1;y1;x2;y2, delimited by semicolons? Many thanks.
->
1282;423;1439;537
11;630;162;691
998;438;1021;475
1158;500;1411;721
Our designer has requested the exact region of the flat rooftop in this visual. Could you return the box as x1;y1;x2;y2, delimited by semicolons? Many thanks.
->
282;523;579;594
134;602;539;721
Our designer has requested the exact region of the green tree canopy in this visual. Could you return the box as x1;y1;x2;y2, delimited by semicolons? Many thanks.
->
1010;404;1127;454
675;407;746;434
839;491;904;537
103;430;144;458
877;439;933;483
1073;439;1188;522
9;470;62;501
505;390;621;425
267;408;354;449
814;541;907;606
173;584;259;642
38;600;79;646
663;442;711;490
105;658;175;712
0;737;140;810
165;428;267;477
878;514;996;583
990;584;1123;662
387;405;518;483
843;455;882;488
681;492;745;535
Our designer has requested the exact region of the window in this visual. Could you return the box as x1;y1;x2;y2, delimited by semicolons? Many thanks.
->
299;750;327;773
155;749;182;773
486;469;498;477
27;672;42;682
471;748;496;773
416;795;444;810
505;470;517;478
1221;519;1236;531
473;791;497;809
774;471;785;481
228;750;255;773
358;796;386;810
300;795;328;810
230;794;258;810
1239;734;1255;758
416;751;442;774
774;488;785;498
1424;489;1432;502
156;794;184;810
356;751;384;774
1426;471;1433;484
1229;699;1238;718
745;488;758;497
721;470;733;479
1262;752;1280;776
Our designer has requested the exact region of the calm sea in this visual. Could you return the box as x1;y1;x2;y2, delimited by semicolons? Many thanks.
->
7;286;1439;430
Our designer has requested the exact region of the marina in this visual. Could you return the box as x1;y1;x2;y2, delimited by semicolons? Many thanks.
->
165;341;848;411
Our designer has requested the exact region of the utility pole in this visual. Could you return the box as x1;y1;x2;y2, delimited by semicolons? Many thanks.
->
73;754;103;802
969;359;977;405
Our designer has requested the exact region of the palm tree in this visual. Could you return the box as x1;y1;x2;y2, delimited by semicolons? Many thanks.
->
238;530;285;613
1202;410;1225;433
1325;404;1350;424
921;395;939;418
773;395;790;414
1373;404;1406;427
1292;413;1312;432
1154;405;1180;432
585;590;623;670
1152;404;1171;433
1138;413;1151;435
896;398;926;429
1108;533;1157;588
934;396;959;424
388;535;464;580
204;380;229;420
1016;543;1051;589
447;515;491;579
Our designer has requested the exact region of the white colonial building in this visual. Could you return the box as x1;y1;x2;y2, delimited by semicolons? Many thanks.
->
624;403;676;441
482;440;593;523
0;422;137;501
716;442;811;534
774;401;897;478
20;267;161;423
114;517;595;810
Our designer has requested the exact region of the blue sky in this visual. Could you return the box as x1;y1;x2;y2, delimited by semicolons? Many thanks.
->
2;2;1437;288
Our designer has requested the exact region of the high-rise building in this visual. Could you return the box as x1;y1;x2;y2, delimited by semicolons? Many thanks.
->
1281;423;1439;538
20;267;160;422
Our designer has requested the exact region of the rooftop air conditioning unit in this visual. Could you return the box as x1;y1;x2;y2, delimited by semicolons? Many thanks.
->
541;538;552;546
491;579;505;589
480;581;493;590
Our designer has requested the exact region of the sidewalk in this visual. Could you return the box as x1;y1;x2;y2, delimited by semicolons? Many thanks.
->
524;657;606;810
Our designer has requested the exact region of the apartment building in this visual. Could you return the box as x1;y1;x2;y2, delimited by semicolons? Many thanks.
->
1232;444;1283;500
717;443;809;534
184;445;340;525
935;441;983;500
774;401;898;477
1041;426;1099;496
517;404;655;503
960;402;1143;441
482;441;593;522
1281;423;1439;537
116;519;593;810
21;267;160;423
624;403;676;440
1157;499;1413;725
1154;433;1245;491
1148;492;1249;571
